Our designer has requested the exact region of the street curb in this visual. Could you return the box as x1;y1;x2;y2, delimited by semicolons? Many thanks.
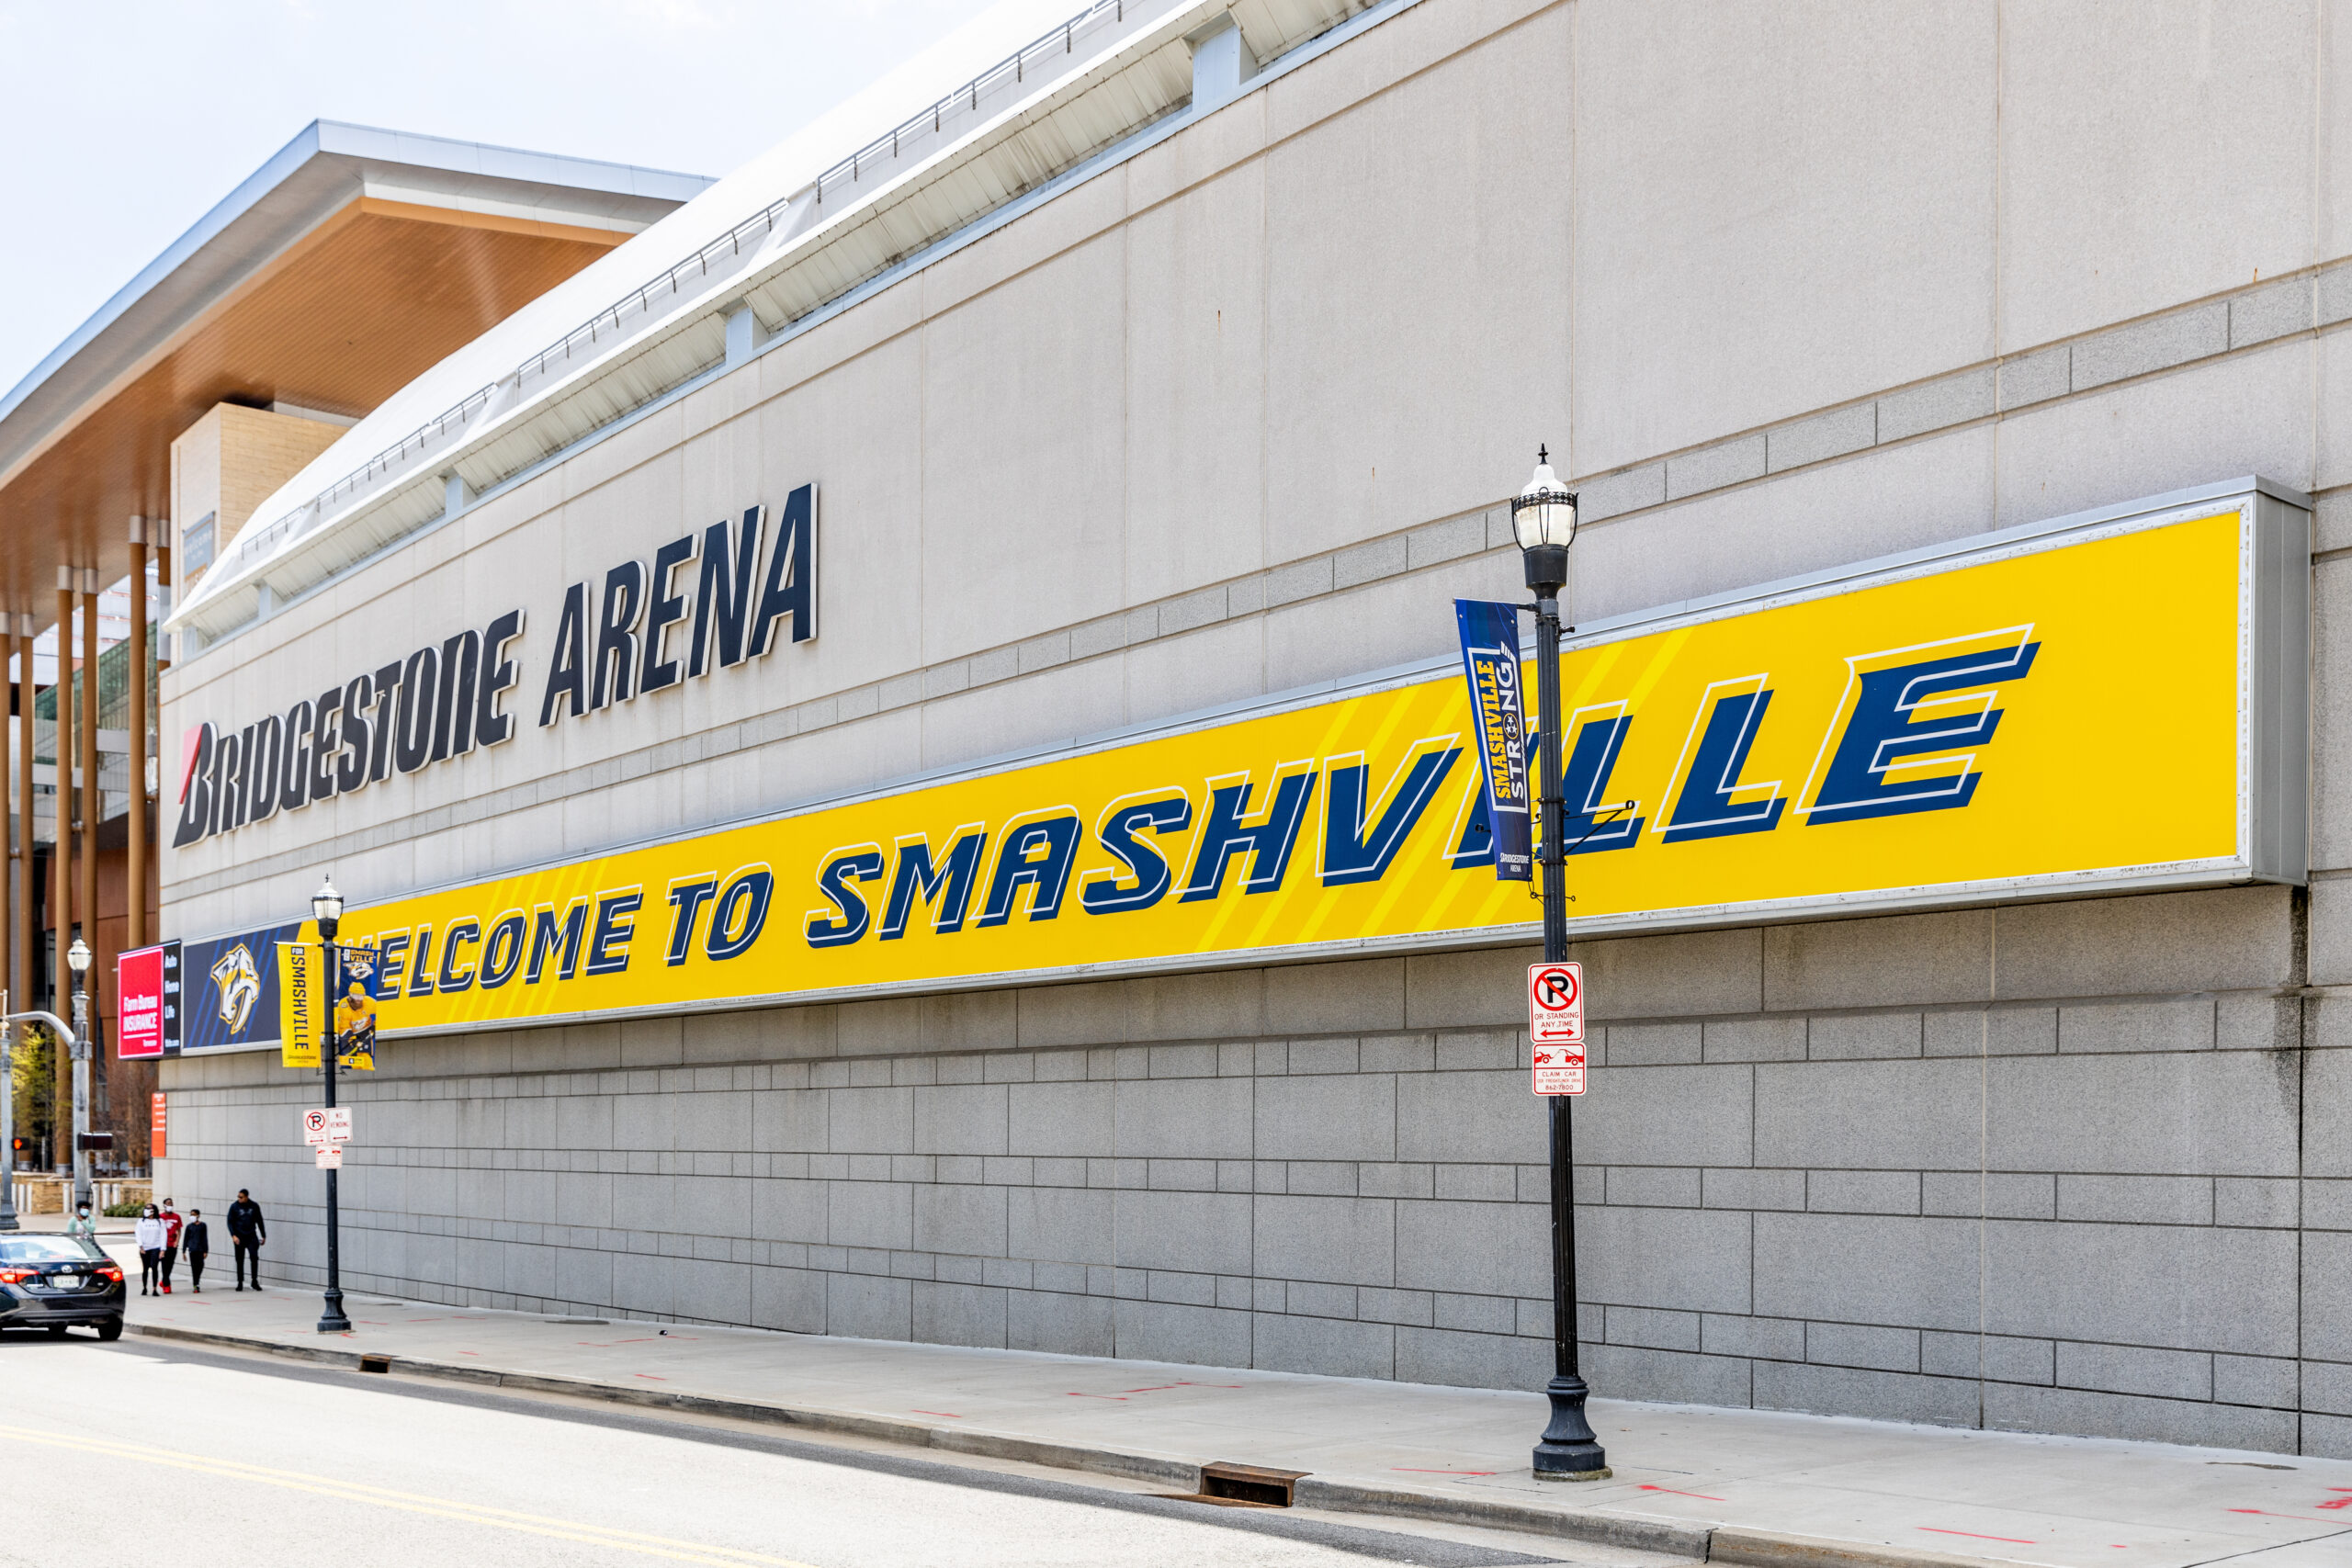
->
1292;1476;1713;1557
128;1321;1196;1489
128;1322;2017;1568
1711;1530;2031;1568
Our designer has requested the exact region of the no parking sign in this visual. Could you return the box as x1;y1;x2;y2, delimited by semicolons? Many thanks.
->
1528;962;1587;1095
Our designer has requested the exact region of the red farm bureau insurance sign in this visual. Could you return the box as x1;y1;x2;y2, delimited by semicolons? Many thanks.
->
1529;962;1586;1095
118;947;167;1060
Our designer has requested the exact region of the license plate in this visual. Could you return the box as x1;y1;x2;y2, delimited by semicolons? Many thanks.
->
50;1276;82;1291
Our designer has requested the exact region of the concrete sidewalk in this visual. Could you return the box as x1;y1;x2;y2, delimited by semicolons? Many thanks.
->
108;1262;2352;1568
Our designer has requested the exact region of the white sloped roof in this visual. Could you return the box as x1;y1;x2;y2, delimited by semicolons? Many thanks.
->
224;0;1080;556
171;0;1380;641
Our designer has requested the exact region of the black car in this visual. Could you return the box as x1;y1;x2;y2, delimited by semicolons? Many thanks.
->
0;1235;125;1338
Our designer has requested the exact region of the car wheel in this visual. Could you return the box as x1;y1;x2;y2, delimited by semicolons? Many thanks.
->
45;1324;67;1337
96;1317;122;1342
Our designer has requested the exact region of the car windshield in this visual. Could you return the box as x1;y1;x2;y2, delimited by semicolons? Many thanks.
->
0;1236;103;1262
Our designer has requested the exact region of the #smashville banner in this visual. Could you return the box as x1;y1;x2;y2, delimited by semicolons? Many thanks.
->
177;485;2308;1046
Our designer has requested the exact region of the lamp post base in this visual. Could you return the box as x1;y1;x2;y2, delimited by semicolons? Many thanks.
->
318;1287;352;1334
1532;1374;1611;1481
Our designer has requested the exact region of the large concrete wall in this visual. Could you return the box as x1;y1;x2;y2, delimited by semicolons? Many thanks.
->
159;0;2352;1453
160;880;2346;1454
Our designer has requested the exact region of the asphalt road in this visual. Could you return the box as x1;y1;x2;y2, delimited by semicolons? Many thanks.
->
0;1330;1614;1568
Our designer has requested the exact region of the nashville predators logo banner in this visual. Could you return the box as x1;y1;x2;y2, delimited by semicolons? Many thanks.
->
334;949;380;1070
214;489;2296;1040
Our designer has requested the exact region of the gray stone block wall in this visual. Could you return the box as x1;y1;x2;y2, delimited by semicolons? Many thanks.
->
159;879;2352;1458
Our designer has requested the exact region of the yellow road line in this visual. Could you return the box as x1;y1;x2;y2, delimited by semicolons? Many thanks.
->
0;1423;822;1568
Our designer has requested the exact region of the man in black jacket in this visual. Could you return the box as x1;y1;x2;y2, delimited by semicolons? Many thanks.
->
226;1190;266;1291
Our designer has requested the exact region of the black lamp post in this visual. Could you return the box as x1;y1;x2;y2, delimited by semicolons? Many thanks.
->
1514;448;1609;1482
65;937;92;1216
312;874;351;1334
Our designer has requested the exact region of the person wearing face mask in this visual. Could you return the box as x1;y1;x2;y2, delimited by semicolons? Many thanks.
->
64;1201;96;1240
183;1210;210;1292
158;1199;183;1293
133;1205;164;1296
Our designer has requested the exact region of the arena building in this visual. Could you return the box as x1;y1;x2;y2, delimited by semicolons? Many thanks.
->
0;119;707;1171
121;0;2352;1457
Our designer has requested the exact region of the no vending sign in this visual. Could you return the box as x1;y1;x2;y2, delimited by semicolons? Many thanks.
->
1529;962;1587;1096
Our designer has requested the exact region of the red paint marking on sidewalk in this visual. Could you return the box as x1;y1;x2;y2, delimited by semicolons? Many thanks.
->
2229;1510;2341;1523
1116;1382;1245;1394
912;1411;964;1419
1638;1484;1726;1502
634;1373;667;1381
1396;1469;1498;1476
1920;1529;2037;1544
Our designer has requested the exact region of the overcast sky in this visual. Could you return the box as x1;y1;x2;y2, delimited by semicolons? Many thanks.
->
0;0;1002;398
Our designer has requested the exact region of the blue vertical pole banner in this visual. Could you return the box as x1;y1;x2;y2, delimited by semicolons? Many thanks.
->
1453;599;1533;882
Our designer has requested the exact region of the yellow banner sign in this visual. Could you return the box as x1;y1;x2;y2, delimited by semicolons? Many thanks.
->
277;942;321;1066
305;490;2297;1036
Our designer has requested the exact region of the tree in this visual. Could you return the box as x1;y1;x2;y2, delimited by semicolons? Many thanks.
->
9;1026;54;1165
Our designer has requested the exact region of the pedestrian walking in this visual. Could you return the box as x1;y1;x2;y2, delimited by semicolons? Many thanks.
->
227;1189;265;1291
133;1204;164;1296
183;1210;209;1293
158;1198;183;1293
63;1201;96;1240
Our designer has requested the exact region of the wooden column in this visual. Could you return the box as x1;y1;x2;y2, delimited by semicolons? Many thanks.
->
77;577;96;967
51;577;70;1168
15;615;31;1039
1;619;12;1027
128;521;148;951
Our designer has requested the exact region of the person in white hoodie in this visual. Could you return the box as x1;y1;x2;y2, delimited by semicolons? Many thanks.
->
133;1205;164;1297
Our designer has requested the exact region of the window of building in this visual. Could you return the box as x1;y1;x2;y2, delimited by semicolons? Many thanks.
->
182;512;216;581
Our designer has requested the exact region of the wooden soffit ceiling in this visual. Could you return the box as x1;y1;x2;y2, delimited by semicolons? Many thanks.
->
0;197;626;626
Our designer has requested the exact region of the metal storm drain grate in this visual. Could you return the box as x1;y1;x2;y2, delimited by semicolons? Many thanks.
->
357;1353;393;1374
1188;1461;1308;1507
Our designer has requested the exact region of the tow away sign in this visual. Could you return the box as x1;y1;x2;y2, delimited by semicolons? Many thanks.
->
1529;962;1587;1095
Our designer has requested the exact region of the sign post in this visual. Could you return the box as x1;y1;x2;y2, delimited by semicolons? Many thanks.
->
1510;453;1610;1483
0;994;13;1232
1529;963;1587;1095
316;931;350;1335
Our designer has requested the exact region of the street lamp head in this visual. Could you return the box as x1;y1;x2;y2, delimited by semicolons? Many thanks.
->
65;938;89;976
1511;446;1577;593
312;874;345;941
